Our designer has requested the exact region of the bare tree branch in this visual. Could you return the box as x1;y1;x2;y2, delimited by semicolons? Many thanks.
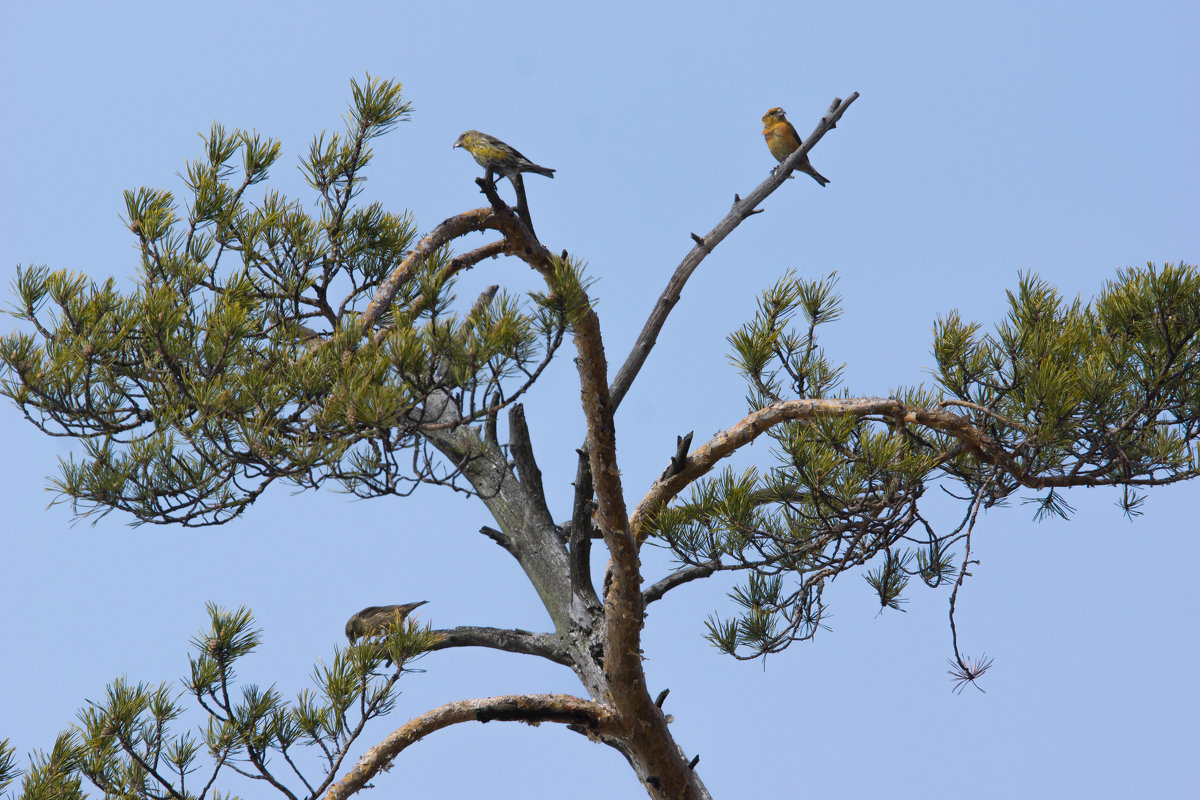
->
369;156;714;799
448;239;509;273
361;208;497;331
643;561;719;605
659;431;694;480
429;626;571;666
628;397;1016;544
386;243;512;333
511;173;538;238
572;312;630;545
938;398;1034;435
324;694;615;800
608;94;860;411
568;448;599;607
571;309;707;797
570;308;645;686
478;525;516;556
508;404;546;503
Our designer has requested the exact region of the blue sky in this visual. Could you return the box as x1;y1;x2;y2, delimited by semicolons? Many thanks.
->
2;1;1198;797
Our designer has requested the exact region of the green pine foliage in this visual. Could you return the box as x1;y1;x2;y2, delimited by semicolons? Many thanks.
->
651;265;1200;659
0;76;570;526
3;74;1198;797
10;603;437;800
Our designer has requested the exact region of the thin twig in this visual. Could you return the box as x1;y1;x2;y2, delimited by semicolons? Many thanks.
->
607;94;860;412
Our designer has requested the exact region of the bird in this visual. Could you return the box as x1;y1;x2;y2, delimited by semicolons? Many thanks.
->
344;601;429;643
453;130;556;185
761;107;829;186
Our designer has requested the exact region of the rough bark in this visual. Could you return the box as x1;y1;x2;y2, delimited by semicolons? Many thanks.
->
329;97;861;800
325;695;616;800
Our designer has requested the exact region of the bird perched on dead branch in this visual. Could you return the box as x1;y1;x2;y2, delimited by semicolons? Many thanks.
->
453;130;555;185
344;601;429;643
761;107;829;186
453;129;555;237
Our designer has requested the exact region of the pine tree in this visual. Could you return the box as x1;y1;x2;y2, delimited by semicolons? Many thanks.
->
3;77;1198;800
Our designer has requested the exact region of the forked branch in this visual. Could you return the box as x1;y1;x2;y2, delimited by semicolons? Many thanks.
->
361;207;498;331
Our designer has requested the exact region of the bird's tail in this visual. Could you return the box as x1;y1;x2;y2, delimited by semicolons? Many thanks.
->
803;163;829;187
528;165;556;178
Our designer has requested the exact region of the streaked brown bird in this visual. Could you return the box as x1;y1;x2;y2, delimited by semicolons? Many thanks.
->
344;601;429;643
761;107;829;186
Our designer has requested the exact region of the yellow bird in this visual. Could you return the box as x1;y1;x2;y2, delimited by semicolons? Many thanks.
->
761;107;829;186
453;130;555;184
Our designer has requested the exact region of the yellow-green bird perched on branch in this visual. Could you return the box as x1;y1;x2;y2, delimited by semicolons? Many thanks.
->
762;107;829;187
453;129;556;185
